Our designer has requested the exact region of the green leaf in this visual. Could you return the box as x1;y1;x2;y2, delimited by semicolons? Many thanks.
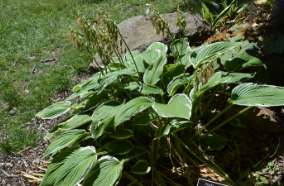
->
268;162;274;167
132;112;157;126
83;156;124;186
161;64;185;88
68;73;101;100
264;168;269;173
131;160;151;174
40;147;79;186
81;92;109;112
36;101;71;119
203;12;213;23
170;120;193;133
125;51;148;72
156;124;172;139
200;134;227;151
179;51;193;68
114;97;154;127
190;42;241;68
224;55;264;71
218;72;254;84
91;100;122;139
258;32;284;55
104;140;133;155
110;129;134;139
170;38;191;58
260;176;267;182
142;42;167;65
98;69;137;93
152;94;192;119
46;113;92;138
141;85;164;95
274;167;279;174
231;83;284;107
54;147;97;186
212;1;234;27
167;74;193;96
143;55;167;85
42;129;86;158
156;120;192;139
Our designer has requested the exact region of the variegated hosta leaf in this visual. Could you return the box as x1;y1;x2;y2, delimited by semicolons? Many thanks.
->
40;147;79;186
82;156;124;186
161;64;185;88
124;82;163;95
190;42;241;68
54;147;97;186
114;97;155;127
231;83;284;107
142;42;168;65
167;74;193;96
68;73;101;100
143;55;167;85
104;140;133;155
170;37;191;58
109;129;133;139
110;129;134;139
131;160;151;174
132;112;157;126
179;51;193;68
152;94;192;119
81;92;109;112
224;55;264;71
218;72;254;84
42;129;86;158
98;69;137;93
141;85;164;95
36;101;71;119
125;51;148;72
45;113;92;139
91;100;122;139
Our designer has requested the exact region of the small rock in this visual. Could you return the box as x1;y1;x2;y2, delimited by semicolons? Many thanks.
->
1;180;5;184
9;110;16;115
23;160;28;167
7;184;11;186
35;159;40;164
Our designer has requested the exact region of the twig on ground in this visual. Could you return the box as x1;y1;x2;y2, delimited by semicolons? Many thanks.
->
1;169;19;178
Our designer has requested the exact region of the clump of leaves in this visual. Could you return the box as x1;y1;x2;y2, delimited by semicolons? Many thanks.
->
36;10;284;186
254;161;282;186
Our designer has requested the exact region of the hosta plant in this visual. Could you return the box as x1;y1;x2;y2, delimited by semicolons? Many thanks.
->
36;39;284;186
36;10;284;186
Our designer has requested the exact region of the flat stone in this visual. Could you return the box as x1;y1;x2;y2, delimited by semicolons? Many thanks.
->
89;12;211;70
9;110;16;115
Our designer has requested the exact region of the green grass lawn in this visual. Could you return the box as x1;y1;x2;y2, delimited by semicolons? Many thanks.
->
0;0;199;154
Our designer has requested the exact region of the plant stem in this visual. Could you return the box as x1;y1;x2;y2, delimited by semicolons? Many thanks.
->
190;104;234;140
118;32;142;85
191;141;233;183
171;133;231;183
96;151;108;156
123;172;143;186
197;88;219;122
204;106;253;137
125;152;147;163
